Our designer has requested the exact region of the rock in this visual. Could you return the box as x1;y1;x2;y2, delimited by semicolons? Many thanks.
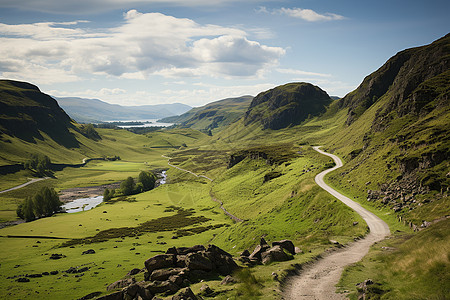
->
261;245;291;265
272;272;279;281
199;284;213;295
50;253;64;260
142;280;180;295
204;245;239;275
107;278;135;291
240;249;250;257
166;247;178;255
175;255;187;268
150;268;186;281
82;249;96;255
220;275;236;285
171;287;197;300
294;247;303;254
145;254;176;273
127;268;142;276
185;252;213;272
168;275;184;287
176;245;206;255
353;221;359;226
249;244;270;261
272;239;295;255
123;282;153;300
329;240;342;247
95;291;123;300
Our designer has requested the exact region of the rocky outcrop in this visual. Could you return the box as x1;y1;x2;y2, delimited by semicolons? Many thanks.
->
98;244;238;300
339;34;450;125
240;238;296;266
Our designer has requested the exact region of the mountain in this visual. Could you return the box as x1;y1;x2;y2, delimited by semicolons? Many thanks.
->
0;80;79;148
159;95;253;133
56;97;191;123
326;34;449;224
244;82;332;130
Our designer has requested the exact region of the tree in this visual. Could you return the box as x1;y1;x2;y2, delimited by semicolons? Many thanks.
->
138;171;157;191
120;177;135;196
24;154;52;176
103;188;115;202
16;186;61;221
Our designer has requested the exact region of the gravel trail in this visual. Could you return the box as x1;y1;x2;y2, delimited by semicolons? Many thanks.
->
283;146;390;300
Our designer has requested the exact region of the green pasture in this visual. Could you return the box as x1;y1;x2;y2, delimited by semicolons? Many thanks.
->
0;181;233;300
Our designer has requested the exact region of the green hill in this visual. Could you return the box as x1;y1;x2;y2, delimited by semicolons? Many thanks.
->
0;80;79;147
159;95;253;134
244;82;332;130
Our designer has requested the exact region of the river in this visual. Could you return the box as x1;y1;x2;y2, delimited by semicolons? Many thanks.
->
61;171;168;213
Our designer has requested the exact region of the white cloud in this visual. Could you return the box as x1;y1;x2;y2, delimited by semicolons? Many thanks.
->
262;7;345;22
0;10;285;84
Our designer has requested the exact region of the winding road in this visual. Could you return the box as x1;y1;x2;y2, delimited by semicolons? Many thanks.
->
0;177;50;194
284;146;390;300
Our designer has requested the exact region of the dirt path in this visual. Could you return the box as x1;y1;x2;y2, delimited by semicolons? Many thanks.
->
283;146;390;300
0;177;50;194
162;155;242;222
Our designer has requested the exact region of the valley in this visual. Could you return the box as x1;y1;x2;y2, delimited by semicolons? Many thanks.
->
0;34;448;300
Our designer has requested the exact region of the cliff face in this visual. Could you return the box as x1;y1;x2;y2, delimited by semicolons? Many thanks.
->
341;34;450;125
244;82;332;130
0;80;79;147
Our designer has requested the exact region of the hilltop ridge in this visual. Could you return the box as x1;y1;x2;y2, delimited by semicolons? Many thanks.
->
244;82;332;130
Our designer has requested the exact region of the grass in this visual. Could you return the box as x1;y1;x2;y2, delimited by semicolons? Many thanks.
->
0;181;233;300
337;218;450;299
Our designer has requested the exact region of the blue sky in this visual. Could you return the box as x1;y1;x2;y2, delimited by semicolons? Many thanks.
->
0;0;448;107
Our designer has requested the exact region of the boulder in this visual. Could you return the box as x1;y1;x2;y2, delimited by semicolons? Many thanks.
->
123;282;153;300
240;249;250;257
171;287;197;300
145;254;175;273
261;245;291;265
220;275;236;285
142;280;180;295
175;255;187;268
272;239;295;255
82;249;96;255
107;277;136;291
168;275;184;287
249;244;270;261
150;268;186;281
185;252;213;272
199;284;213;295
127;268;142;276
204;245;239;275
176;245;205;255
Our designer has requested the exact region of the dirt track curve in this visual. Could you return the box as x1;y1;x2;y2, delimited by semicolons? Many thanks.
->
283;146;390;300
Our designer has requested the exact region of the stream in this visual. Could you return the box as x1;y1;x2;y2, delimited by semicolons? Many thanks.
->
61;171;168;213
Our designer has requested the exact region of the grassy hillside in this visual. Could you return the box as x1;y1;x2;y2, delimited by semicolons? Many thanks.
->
159;96;253;134
244;82;332;130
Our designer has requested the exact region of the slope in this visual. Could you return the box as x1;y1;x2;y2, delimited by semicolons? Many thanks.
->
159;95;253;134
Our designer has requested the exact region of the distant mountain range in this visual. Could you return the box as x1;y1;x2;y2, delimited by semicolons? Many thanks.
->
55;97;192;123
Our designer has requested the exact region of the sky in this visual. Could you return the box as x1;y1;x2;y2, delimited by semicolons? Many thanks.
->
0;1;448;107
